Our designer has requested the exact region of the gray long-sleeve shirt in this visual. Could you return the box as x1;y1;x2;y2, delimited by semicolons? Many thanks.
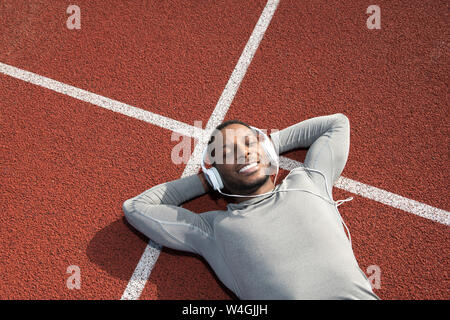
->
123;113;380;300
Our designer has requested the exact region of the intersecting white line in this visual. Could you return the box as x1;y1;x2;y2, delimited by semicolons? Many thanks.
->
121;0;281;300
2;56;448;300
0;0;448;301
0;62;200;139
278;157;449;226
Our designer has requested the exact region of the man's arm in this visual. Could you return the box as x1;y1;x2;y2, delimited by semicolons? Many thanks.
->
270;113;350;197
122;173;213;255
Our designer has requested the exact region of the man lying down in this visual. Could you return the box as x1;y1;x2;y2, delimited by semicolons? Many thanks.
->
122;113;380;300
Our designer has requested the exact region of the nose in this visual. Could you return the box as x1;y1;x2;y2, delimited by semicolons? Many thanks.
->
236;144;258;165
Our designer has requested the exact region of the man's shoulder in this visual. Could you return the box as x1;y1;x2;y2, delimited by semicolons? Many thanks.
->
280;166;317;188
286;166;311;179
282;166;332;201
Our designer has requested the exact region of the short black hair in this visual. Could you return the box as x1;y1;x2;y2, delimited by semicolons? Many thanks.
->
206;119;253;165
214;119;252;132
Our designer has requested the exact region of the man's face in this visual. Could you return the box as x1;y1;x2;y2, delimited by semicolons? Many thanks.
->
208;124;272;195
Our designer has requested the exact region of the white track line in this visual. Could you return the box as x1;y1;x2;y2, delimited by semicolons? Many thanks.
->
278;157;449;226
205;0;280;132
0;0;447;299
121;0;280;300
2;59;448;299
119;240;162;300
335;177;449;225
0;62;199;139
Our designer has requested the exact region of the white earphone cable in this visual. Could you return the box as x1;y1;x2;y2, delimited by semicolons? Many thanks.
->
217;165;353;247
202;127;353;247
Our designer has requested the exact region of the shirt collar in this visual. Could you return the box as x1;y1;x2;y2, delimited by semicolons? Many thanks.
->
226;183;282;211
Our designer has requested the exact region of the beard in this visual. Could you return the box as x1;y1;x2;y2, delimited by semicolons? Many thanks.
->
223;174;270;195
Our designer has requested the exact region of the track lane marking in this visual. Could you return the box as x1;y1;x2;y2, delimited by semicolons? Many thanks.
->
0;0;447;300
121;0;281;300
2;57;448;301
278;157;449;225
0;62;200;139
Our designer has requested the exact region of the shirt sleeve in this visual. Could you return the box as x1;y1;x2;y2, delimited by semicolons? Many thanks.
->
270;113;350;197
122;174;214;255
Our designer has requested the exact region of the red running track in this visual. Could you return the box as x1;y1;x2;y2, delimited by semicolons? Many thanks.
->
1;0;448;299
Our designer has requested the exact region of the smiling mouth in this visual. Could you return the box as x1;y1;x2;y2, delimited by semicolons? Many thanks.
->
238;161;260;175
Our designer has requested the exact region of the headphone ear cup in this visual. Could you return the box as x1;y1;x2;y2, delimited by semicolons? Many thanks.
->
263;138;279;166
251;126;278;167
210;167;224;190
201;144;223;191
203;168;214;188
204;167;224;191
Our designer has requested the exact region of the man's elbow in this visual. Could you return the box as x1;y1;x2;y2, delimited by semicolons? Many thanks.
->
122;198;135;221
334;113;350;134
335;113;350;125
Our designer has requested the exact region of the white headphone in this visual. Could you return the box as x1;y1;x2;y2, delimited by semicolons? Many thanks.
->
200;124;354;246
